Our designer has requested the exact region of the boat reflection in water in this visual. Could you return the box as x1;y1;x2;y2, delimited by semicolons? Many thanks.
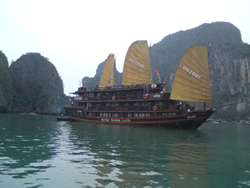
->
68;122;211;187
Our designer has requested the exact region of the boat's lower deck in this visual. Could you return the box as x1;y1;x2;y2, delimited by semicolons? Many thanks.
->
64;106;215;130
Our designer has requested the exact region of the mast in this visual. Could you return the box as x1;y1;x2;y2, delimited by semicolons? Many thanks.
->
204;43;211;110
157;72;161;83
147;43;151;94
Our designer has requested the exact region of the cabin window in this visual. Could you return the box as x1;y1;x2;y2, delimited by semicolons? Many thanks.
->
134;113;138;117
142;102;147;106
128;113;132;117
88;112;92;116
87;103;92;107
112;113;118;117
73;102;79;106
100;112;108;117
109;113;112;117
162;113;168;116
146;113;150;117
169;113;176;115
134;102;140;107
139;113;145;117
86;93;93;97
155;101;161;105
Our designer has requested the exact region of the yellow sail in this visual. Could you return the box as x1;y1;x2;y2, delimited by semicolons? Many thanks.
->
98;54;115;89
122;40;153;85
170;45;212;103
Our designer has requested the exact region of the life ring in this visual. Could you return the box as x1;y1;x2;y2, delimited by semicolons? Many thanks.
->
85;97;88;101
144;94;147;99
112;96;115;100
153;106;157;110
86;106;88;110
151;84;156;88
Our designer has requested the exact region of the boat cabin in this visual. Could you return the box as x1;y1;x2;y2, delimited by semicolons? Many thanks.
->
69;83;183;119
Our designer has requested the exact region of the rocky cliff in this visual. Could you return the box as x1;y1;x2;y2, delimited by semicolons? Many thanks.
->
150;22;250;121
208;46;250;121
9;53;69;114
81;22;250;121
0;51;13;112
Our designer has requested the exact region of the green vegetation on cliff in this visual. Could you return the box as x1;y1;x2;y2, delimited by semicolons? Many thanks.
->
10;53;69;113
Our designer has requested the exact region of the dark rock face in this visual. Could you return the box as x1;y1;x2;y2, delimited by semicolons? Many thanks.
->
208;47;250;121
10;53;68;114
0;51;13;112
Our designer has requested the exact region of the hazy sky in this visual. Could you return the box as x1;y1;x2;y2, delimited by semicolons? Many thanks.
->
1;0;249;94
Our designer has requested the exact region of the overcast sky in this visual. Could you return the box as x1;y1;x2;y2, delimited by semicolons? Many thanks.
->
1;0;249;94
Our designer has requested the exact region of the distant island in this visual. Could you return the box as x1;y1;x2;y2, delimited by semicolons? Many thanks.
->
0;52;69;114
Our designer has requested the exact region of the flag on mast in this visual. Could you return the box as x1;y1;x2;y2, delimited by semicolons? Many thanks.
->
155;68;158;75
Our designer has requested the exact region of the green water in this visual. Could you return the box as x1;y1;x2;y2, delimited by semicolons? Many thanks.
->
0;114;250;187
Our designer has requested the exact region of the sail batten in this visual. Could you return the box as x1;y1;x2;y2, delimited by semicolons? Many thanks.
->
98;54;115;89
122;40;152;85
170;45;212;103
174;72;210;87
185;55;208;77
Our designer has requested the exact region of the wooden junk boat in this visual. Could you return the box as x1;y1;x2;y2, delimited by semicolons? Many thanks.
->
64;41;215;130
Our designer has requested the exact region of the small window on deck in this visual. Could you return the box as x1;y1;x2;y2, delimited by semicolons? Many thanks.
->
139;113;145;117
112;113;118;117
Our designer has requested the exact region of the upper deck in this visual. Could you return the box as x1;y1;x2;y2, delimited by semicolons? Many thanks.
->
70;83;169;103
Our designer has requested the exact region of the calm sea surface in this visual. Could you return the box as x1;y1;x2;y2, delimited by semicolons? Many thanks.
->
0;114;250;188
